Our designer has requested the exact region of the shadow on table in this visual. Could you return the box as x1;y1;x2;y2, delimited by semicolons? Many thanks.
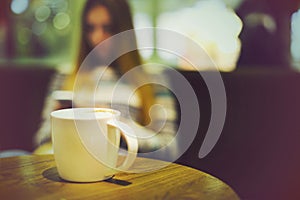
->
42;167;131;186
42;167;68;183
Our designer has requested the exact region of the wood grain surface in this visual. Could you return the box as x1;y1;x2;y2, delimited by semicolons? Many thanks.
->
0;155;239;200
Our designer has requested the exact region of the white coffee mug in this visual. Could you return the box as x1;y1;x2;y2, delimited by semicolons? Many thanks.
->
51;108;138;182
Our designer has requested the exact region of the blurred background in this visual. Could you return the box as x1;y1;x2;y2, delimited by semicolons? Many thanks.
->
1;1;300;198
1;0;299;72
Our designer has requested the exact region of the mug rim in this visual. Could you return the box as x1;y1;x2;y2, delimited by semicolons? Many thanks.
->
51;107;121;120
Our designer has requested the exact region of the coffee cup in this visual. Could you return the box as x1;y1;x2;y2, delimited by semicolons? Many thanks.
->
51;108;138;182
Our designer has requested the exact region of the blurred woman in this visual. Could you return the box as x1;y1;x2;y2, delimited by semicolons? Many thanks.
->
35;0;177;154
65;0;154;126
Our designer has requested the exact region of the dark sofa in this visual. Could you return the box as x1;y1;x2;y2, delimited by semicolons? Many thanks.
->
0;64;56;152
169;68;300;199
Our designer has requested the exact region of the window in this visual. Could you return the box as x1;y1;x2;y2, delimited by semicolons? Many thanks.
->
1;0;83;73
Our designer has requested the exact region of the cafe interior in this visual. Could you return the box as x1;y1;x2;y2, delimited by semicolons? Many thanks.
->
1;0;300;199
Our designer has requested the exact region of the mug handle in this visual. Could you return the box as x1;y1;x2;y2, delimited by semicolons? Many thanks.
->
107;120;138;171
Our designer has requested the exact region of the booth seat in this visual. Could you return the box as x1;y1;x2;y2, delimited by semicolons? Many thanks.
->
0;64;56;152
169;68;300;199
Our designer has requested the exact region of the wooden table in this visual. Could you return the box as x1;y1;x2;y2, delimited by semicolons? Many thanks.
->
0;155;239;200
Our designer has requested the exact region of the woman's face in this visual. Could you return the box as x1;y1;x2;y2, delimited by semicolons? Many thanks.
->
85;5;113;48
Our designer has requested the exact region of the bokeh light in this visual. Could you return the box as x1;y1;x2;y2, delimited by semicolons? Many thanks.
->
51;0;69;13
32;22;47;36
291;9;300;68
17;28;32;45
11;0;29;14
35;6;51;22
133;13;154;59
53;12;70;30
158;0;243;71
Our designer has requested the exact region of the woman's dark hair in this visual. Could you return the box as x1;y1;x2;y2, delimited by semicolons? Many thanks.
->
69;0;154;126
76;0;141;73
